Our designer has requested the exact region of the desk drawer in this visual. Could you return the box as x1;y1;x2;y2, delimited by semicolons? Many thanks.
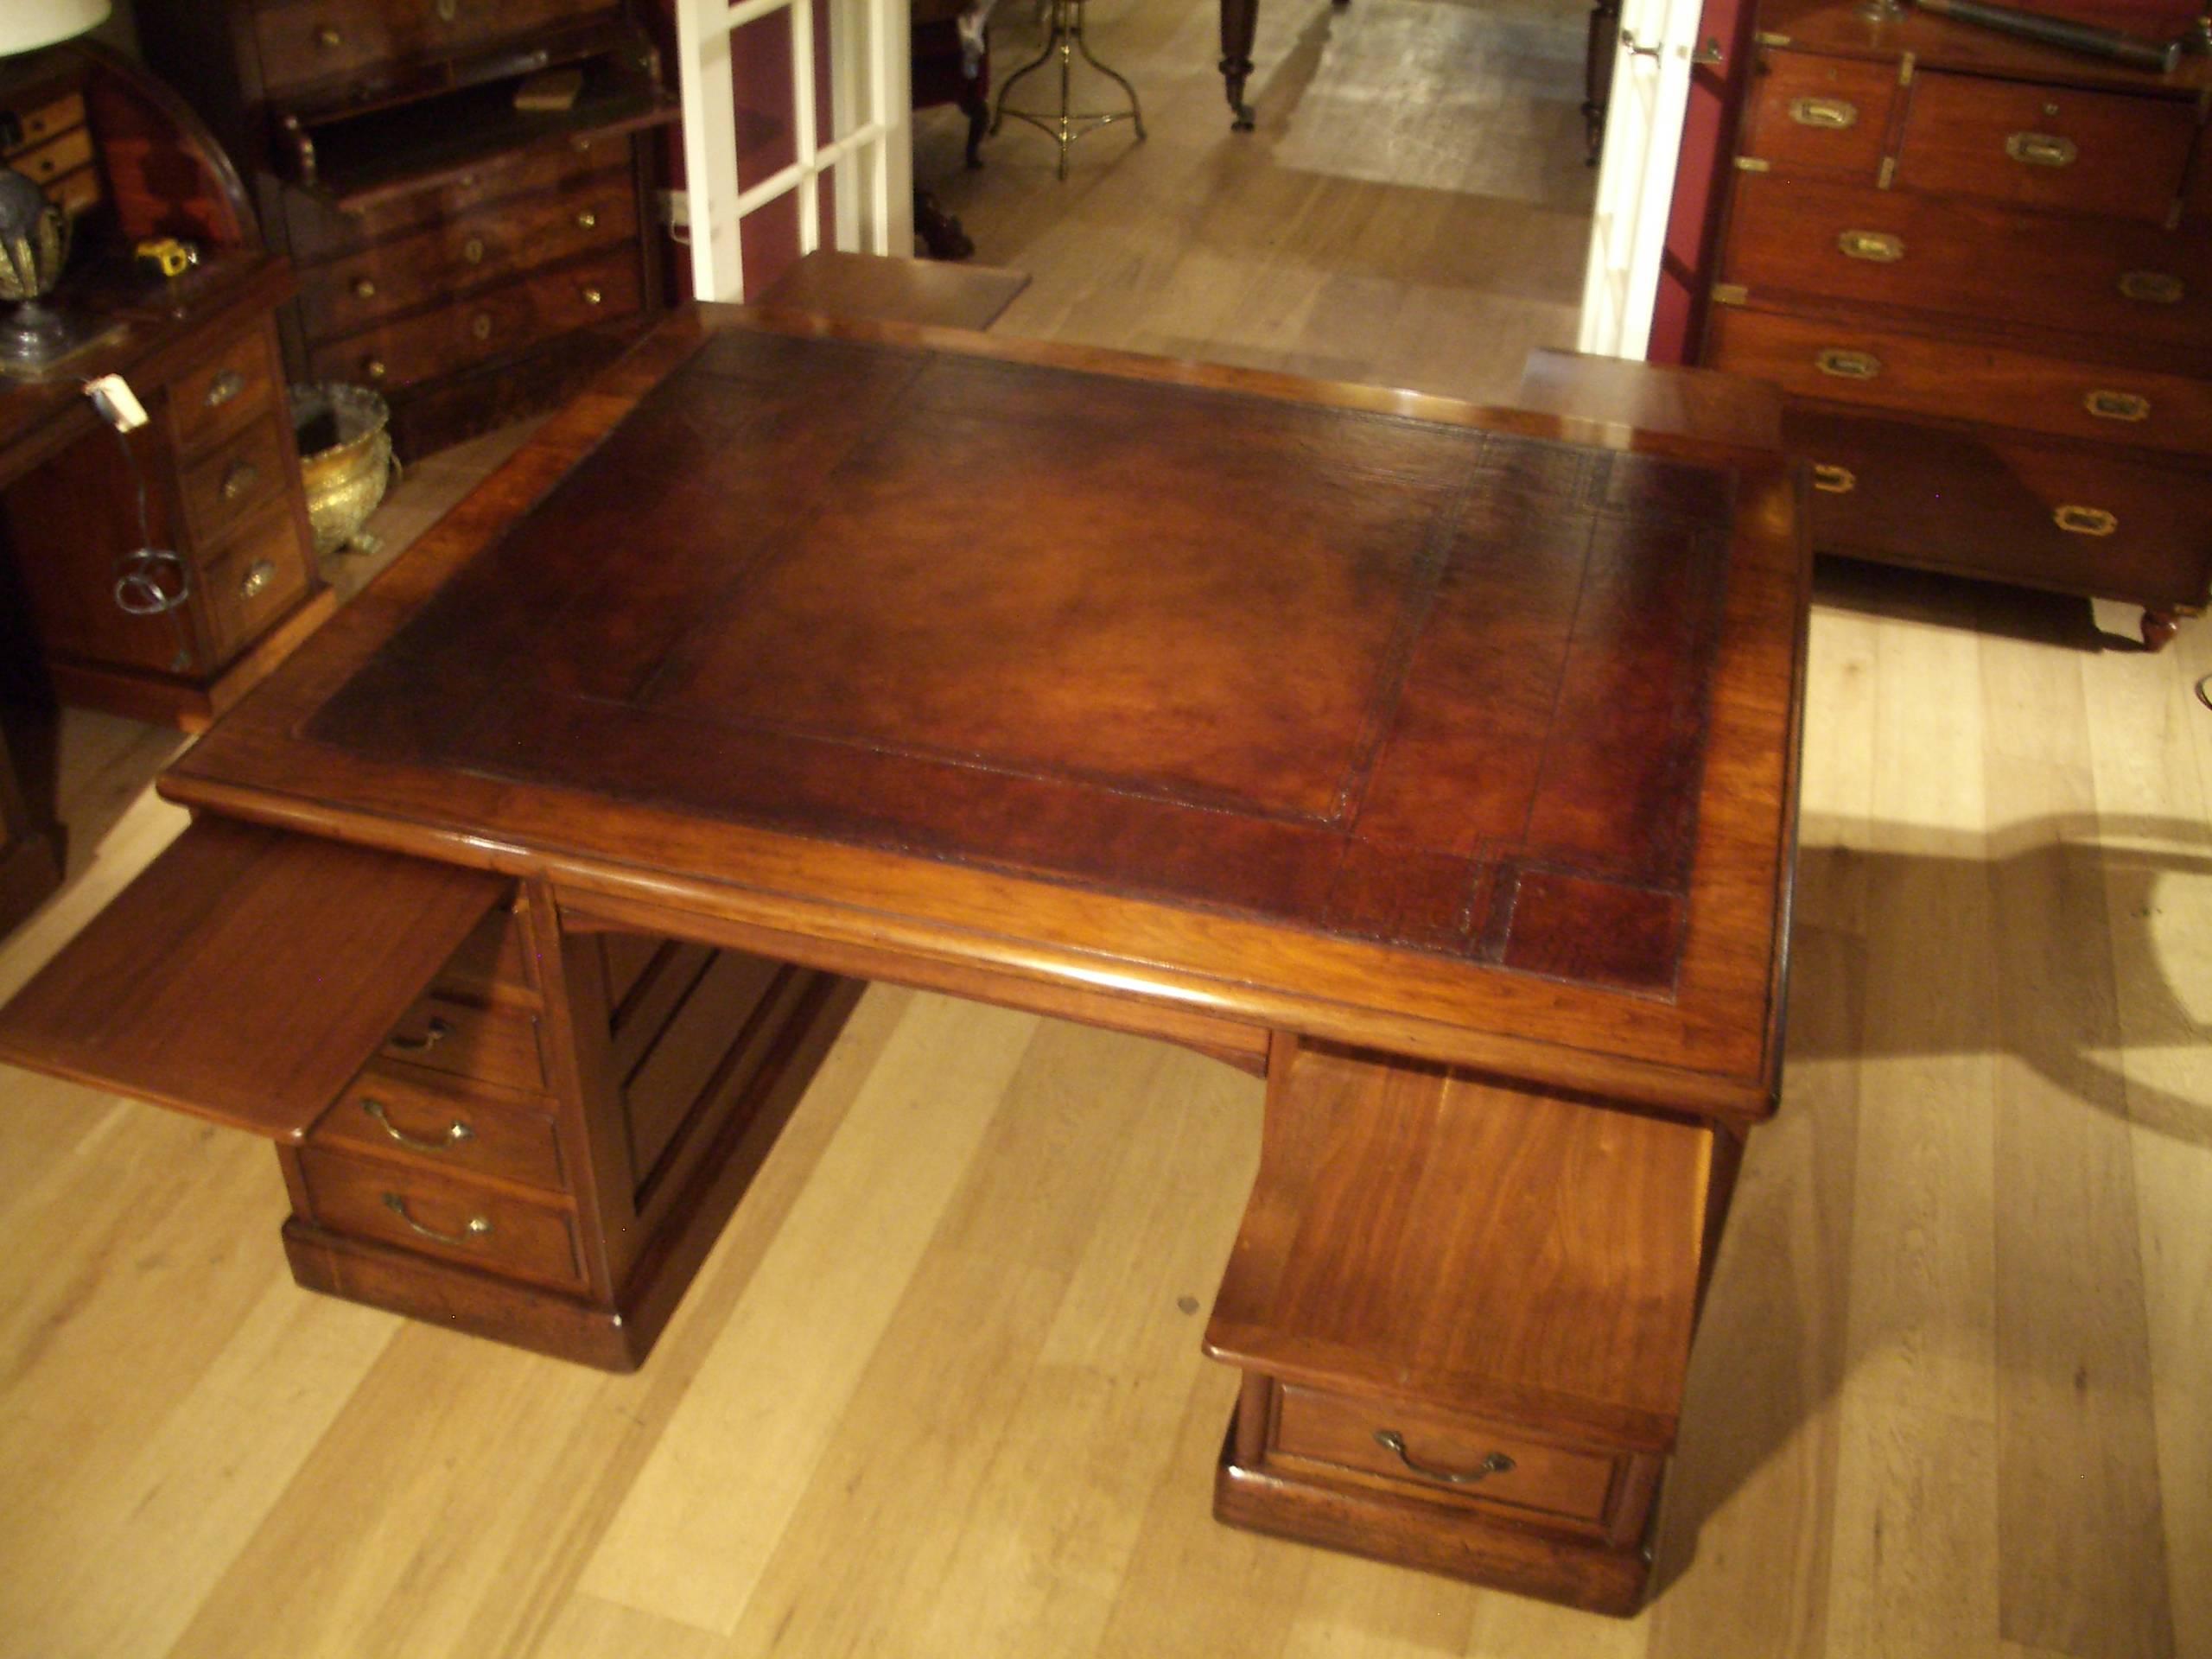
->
379;992;545;1091
177;415;293;550
1272;1385;1619;1528
297;174;638;341
1707;306;2212;459
1719;174;2212;352
1737;51;1898;181
1789;407;2212;610
252;0;616;97
297;1144;584;1289
165;323;282;457
1895;71;2195;226
194;501;314;668
314;1062;567;1193
311;251;641;393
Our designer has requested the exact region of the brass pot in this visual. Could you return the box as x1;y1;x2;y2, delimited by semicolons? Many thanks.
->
290;382;394;555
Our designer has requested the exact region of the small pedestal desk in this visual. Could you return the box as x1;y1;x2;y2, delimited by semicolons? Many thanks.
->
0;309;1809;1614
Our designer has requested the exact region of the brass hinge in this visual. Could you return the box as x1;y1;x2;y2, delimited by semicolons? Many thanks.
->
1754;29;1792;45
1736;156;1772;172
1878;156;1897;188
1712;283;1750;305
1898;51;1916;85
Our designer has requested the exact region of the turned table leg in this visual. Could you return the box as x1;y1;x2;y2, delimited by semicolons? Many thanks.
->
2141;609;2180;652
1220;0;1258;128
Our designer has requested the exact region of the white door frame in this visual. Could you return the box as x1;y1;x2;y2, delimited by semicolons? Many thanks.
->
672;0;915;300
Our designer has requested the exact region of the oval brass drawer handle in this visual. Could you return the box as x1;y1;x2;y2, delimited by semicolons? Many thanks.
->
471;313;494;340
386;1015;453;1054
2119;270;2183;305
2054;505;2117;537
581;285;604;306
2084;389;2150;423
575;208;599;231
352;276;378;300
1789;95;1857;129
2004;130;2076;168
463;236;486;264
220;459;259;500
1812;462;1856;493
237;559;276;601
383;1193;491;1244
315;24;344;48
1815;347;1881;379
1373;1430;1516;1485
364;357;388;381
363;1096;475;1152
1837;229;1903;263
204;369;247;409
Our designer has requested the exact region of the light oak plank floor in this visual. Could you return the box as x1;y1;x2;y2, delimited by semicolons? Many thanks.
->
4;0;2208;1651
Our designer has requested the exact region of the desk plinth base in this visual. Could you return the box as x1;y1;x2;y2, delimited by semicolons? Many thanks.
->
1213;1387;1657;1616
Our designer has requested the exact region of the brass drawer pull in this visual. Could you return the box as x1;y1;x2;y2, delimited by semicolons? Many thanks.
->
2119;270;2183;305
204;369;247;409
581;285;604;306
237;559;276;601
1373;1430;1516;1486
1812;462;1856;493
364;357;388;381
352;276;378;300
2054;504;2117;536
470;313;493;340
2004;130;2076;168
387;1015;453;1053
315;23;344;48
1788;95;1858;129
462;236;486;264
382;1193;491;1244
1837;229;1904;263
362;1096;475;1152
1815;347;1881;379
575;208;599;231
435;0;460;18
219;459;259;500
2084;389;2150;423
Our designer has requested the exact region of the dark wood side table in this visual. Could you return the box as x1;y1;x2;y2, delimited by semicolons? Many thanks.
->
0;308;1808;1613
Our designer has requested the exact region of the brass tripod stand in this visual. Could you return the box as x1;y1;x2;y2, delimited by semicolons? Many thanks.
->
989;0;1146;180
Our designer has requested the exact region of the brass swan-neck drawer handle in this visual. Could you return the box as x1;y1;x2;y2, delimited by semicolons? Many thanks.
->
1812;462;1857;493
383;1194;491;1244
386;1015;452;1054
1837;229;1904;263
1373;1430;1516;1485
362;1096;475;1152
2054;505;2117;537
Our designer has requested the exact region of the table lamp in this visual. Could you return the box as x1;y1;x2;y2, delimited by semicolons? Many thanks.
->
0;0;112;374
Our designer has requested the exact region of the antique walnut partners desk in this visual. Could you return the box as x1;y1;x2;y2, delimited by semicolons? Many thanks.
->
0;308;1809;1614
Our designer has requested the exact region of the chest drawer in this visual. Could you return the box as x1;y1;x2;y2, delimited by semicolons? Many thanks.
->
313;1062;567;1193
176;414;293;549
1707;305;2212;458
1272;1385;1621;1528
379;991;546;1091
1895;72;2196;226
252;0;617;97
296;173;638;340
296;1143;584;1288
164;323;283;457
194;500;314;667
1789;408;2212;611
1738;51;1899;181
1720;173;2212;353
311;250;641;392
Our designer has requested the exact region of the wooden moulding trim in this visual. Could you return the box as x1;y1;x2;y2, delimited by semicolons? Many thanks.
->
152;774;1776;1124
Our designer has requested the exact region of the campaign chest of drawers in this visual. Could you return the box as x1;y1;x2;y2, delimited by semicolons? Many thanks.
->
1702;0;2212;647
133;0;676;461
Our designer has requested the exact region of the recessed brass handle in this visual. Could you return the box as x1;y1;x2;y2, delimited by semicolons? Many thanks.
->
237;559;275;601
575;208;599;230
219;459;259;500
1812;462;1856;493
383;1193;491;1244
387;1015;453;1053
315;24;344;48
2084;389;2150;423
362;1096;475;1152
1372;1430;1516;1486
1789;95;1858;129
462;236;486;264
2119;270;2183;305
2054;505;2117;537
1837;229;1904;263
2005;130;2077;168
364;357;387;381
470;313;493;340
205;369;246;408
581;285;603;305
1815;347;1881;379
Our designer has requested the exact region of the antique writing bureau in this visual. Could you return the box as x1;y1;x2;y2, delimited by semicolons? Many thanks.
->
0;309;1808;1612
1702;0;2212;647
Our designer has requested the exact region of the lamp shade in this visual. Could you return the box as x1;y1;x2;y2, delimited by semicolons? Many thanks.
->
0;0;111;57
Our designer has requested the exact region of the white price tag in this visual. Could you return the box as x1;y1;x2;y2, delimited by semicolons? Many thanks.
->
85;373;149;433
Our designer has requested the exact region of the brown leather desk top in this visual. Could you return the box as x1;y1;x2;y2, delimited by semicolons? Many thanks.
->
170;307;1809;1118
